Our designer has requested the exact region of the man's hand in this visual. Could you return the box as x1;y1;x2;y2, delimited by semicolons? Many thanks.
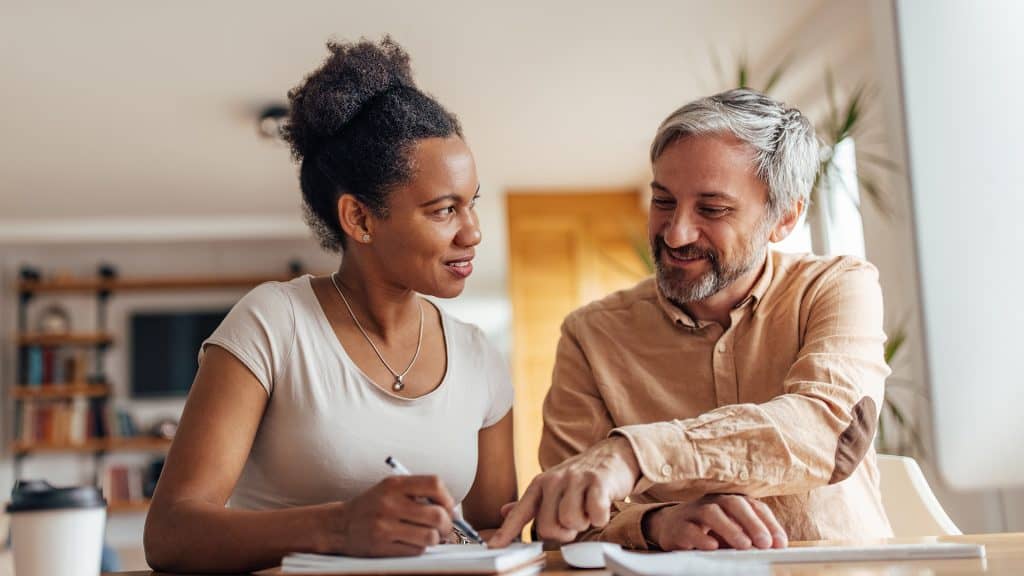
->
643;495;788;551
488;436;640;547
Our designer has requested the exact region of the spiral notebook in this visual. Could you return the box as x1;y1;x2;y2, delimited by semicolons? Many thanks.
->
280;543;544;575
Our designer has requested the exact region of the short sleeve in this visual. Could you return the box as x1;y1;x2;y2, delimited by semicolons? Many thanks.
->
480;332;514;428
199;281;296;396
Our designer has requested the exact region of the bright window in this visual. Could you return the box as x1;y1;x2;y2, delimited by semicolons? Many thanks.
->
772;137;866;257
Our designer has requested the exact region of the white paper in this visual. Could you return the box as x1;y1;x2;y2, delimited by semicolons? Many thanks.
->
282;542;543;574
603;542;985;576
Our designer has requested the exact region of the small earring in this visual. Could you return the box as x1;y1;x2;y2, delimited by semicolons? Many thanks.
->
361;233;371;243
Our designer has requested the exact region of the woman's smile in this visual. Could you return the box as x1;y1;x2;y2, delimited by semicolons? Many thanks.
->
445;255;474;278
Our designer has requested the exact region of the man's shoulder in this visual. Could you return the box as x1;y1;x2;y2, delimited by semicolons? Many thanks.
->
564;277;659;328
772;251;879;293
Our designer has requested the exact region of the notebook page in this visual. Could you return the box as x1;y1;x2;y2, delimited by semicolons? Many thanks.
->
282;542;543;574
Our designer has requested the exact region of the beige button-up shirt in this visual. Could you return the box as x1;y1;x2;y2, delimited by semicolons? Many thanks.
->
539;251;893;548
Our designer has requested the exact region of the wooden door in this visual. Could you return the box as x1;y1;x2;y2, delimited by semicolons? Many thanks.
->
507;190;649;490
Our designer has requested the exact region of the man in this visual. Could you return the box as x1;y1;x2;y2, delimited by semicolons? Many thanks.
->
490;89;892;551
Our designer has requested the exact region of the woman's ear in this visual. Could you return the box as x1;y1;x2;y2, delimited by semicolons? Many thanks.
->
337;194;376;244
769;198;805;243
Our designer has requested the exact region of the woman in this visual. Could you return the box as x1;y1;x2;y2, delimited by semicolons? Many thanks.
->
144;37;517;573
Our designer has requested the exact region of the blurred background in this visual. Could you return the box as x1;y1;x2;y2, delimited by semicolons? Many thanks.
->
1;0;1018;570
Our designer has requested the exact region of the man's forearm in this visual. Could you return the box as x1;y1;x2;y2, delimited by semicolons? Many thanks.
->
612;394;880;498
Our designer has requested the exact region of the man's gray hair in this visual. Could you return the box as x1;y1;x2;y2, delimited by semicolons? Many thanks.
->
650;88;820;220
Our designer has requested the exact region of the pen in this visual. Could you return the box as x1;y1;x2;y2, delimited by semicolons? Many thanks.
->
385;456;485;544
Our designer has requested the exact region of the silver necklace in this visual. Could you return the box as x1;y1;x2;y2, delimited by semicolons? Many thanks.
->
330;272;424;392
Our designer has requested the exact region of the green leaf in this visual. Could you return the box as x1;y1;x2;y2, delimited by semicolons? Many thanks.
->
858;174;892;218
837;84;867;143
887;398;926;457
879;320;927;456
885;326;908;365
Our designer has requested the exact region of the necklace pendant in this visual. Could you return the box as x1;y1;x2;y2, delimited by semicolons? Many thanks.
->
392;376;404;392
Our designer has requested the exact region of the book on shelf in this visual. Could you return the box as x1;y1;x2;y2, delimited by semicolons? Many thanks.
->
89;397;107;438
102;458;163;508
103;465;133;503
115;409;139;437
18;346;89;387
71;349;89;382
104;405;139;438
26;346;43;386
15;397;105;446
42;347;55;383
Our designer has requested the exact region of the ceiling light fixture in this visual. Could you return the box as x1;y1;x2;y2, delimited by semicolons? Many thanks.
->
257;104;289;140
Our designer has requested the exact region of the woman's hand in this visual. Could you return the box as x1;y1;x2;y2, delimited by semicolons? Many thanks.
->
319;476;455;557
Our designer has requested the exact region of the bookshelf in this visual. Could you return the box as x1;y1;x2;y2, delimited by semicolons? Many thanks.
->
11;383;109;399
9;262;303;512
10;436;173;455
106;437;175;452
16;332;114;347
17;273;297;294
11;439;108;454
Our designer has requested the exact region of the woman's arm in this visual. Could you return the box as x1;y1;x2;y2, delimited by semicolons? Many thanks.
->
144;346;454;573
460;409;517;538
145;345;322;572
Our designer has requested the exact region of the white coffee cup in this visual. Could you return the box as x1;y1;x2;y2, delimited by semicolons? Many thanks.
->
6;480;106;576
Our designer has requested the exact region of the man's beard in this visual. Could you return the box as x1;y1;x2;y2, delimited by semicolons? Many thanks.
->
653;220;770;306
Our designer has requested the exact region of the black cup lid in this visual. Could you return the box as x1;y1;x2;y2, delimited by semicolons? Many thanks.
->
6;480;106;513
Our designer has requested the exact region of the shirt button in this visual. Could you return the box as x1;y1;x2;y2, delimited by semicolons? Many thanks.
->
660;463;673;478
739;469;749;481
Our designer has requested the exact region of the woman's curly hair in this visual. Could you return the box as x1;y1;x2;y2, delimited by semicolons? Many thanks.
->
283;36;462;251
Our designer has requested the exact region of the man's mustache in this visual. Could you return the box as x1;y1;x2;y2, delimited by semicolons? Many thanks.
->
653;237;718;264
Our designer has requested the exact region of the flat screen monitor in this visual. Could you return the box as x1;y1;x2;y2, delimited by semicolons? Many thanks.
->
130;309;229;398
896;0;1024;490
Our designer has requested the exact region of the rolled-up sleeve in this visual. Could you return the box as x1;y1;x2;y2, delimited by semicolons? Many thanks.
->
612;262;890;497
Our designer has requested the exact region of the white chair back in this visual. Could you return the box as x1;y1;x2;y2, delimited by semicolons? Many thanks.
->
877;454;961;536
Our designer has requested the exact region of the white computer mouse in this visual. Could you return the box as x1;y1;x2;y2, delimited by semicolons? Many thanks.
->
560;542;622;569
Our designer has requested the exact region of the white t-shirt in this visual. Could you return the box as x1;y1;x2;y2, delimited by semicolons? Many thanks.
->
199;275;513;510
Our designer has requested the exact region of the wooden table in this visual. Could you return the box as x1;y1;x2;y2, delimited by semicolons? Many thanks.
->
105;533;1024;575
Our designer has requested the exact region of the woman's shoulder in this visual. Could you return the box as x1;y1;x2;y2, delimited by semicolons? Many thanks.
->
431;303;513;427
246;274;309;300
214;276;313;344
202;276;312;395
432;303;510;376
233;276;310;315
432;303;492;350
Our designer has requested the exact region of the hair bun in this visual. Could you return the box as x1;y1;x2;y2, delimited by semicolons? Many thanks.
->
284;36;415;161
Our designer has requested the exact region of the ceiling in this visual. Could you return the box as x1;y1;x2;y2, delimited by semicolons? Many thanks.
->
1;0;874;244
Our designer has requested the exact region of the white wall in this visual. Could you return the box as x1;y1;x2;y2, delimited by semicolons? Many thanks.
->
864;1;1024;533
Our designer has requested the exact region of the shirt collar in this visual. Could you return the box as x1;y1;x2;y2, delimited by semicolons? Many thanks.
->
738;250;774;313
654;251;775;329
